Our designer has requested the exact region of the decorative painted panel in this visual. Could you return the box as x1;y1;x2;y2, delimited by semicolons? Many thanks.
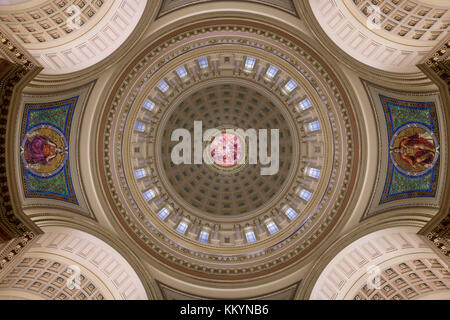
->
380;96;440;204
360;80;446;220
20;97;78;204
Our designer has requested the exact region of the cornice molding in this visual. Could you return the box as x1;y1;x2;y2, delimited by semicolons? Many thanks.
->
417;34;450;264
0;231;37;276
0;26;42;243
417;35;450;90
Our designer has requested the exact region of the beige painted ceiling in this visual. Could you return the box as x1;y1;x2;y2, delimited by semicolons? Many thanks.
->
160;83;294;216
1;0;448;301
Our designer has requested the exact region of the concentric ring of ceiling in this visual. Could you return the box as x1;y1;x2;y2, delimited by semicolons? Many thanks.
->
97;19;361;280
159;83;295;217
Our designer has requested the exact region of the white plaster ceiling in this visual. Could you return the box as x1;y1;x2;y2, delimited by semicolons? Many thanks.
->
308;0;449;73
0;0;147;74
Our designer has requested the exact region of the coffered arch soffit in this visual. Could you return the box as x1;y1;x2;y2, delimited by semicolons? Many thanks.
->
0;226;151;300
309;226;450;300
304;0;450;75
0;0;148;75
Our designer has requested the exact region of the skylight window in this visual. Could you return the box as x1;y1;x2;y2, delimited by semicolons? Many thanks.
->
266;221;279;234
198;57;209;69
134;121;146;133
143;189;156;201
157;208;170;220
308;168;321;179
135;168;146;179
285;208;298;221
266;65;279;78
143;99;155;111
245;231;256;243
157;80;170;93
284;80;298;92
299;98;312;111
299;189;312;201
198;231;209;243
308;120;321;132
244;57;256;70
176;66;187;78
176;221;188;234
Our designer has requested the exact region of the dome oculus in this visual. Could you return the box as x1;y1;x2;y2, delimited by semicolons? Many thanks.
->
210;133;242;167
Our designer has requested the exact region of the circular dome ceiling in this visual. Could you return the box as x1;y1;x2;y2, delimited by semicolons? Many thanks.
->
159;83;294;217
97;20;361;281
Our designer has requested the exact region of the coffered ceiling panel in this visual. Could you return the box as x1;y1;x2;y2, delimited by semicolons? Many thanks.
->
308;0;450;73
0;0;147;74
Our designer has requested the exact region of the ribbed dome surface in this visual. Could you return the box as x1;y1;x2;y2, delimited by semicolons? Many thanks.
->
160;84;294;216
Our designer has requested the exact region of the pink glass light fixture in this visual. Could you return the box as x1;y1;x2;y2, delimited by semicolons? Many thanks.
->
210;133;243;167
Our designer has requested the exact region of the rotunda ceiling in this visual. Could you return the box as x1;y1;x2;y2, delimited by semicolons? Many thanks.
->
159;83;295;217
1;0;448;302
96;19;362;281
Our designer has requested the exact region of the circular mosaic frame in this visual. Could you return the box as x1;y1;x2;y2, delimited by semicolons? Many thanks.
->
20;124;68;178
389;123;440;177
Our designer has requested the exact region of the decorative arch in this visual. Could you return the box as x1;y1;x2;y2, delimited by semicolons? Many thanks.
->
0;0;148;74
309;226;450;300
0;226;149;300
305;0;450;74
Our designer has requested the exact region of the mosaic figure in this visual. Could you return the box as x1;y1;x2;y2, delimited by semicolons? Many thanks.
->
21;125;68;177
393;133;436;168
24;132;63;166
390;124;439;176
